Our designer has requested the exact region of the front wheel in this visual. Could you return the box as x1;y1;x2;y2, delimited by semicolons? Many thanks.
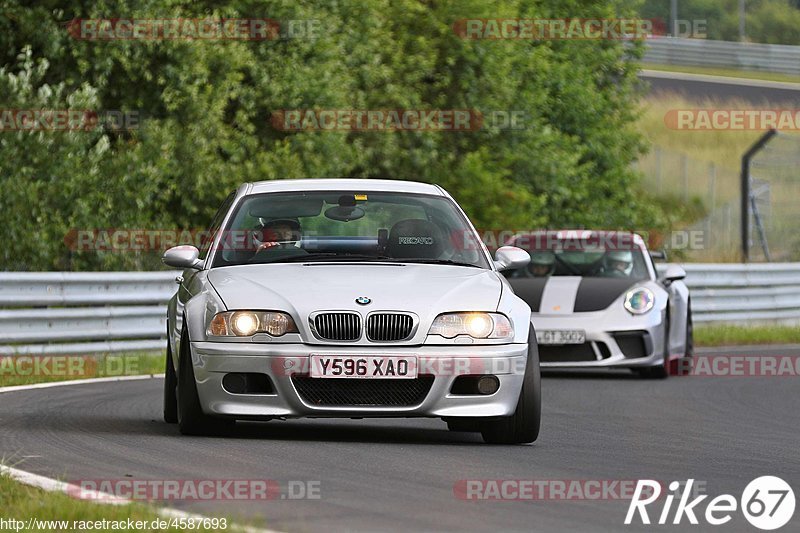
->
480;331;541;444
176;325;234;436
163;336;178;423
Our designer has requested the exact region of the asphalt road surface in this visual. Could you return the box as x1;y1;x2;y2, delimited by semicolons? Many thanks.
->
1;346;798;532
640;69;800;105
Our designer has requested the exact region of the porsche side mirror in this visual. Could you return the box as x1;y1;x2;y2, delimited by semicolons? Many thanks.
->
660;264;686;283
494;246;530;271
162;245;202;270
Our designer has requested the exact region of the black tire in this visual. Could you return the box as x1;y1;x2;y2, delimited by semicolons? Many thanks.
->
176;325;234;436
163;334;178;423
673;304;694;376
480;331;541;444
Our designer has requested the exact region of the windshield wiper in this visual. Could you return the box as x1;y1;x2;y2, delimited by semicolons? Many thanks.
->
399;259;482;268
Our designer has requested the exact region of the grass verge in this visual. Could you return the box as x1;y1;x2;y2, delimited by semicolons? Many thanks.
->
695;324;800;347
642;63;800;84
0;470;226;532
0;352;164;388
636;93;763;170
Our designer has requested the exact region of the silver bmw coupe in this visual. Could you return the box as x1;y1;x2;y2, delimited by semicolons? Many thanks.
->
162;179;539;444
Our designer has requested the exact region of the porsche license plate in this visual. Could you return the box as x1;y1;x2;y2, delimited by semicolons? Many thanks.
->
309;355;418;379
536;330;586;345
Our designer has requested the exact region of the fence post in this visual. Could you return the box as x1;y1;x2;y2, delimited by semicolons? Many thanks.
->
682;154;689;202
741;129;778;262
707;163;716;212
655;146;662;194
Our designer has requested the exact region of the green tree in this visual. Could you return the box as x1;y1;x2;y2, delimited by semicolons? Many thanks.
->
1;0;660;271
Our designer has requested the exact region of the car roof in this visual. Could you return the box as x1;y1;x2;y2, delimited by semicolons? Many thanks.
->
245;178;444;196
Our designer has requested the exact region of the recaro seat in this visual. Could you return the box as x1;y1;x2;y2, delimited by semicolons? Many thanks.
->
387;219;445;259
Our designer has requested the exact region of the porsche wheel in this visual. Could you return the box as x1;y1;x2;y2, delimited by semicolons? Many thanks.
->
673;304;694;376
176;325;234;436
480;331;541;444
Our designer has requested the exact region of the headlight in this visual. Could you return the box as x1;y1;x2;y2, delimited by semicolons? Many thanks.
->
624;288;655;315
208;311;298;337
428;313;513;340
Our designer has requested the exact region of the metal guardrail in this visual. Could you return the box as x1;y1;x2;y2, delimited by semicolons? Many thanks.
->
643;38;800;76
662;263;800;324
1;264;798;355
0;272;175;355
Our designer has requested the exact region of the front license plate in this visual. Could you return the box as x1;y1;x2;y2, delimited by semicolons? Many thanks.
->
309;355;418;379
536;330;586;345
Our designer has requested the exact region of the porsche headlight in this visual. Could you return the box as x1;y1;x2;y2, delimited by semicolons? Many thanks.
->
624;288;655;315
208;311;298;337
428;313;513;340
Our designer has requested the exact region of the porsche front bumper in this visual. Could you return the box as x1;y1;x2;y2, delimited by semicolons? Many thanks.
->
532;309;667;369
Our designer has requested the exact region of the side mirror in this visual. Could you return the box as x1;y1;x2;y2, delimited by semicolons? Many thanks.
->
494;246;530;271
660;264;686;283
162;245;202;270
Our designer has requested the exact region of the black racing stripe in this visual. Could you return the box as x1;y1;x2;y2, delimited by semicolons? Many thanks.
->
508;278;548;312
573;278;639;312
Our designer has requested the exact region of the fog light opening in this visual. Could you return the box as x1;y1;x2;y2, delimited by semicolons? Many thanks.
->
222;373;274;395
477;375;500;395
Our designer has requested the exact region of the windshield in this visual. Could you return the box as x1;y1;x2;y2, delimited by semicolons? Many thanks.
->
506;236;650;280
211;190;490;269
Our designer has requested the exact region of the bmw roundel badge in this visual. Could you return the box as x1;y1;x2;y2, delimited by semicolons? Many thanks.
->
355;296;371;305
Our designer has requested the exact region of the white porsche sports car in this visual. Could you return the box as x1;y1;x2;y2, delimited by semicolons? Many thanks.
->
161;179;540;443
505;230;692;378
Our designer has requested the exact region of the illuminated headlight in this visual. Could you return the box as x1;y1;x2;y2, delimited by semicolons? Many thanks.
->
208;311;298;337
624;288;655;315
428;313;514;340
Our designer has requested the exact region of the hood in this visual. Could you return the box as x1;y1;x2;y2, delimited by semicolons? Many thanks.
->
208;263;502;320
509;276;641;314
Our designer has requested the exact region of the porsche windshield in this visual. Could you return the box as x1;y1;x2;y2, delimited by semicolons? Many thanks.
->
507;238;649;279
211;191;490;268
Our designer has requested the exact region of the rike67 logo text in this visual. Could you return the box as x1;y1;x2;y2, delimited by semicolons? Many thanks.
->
626;477;795;530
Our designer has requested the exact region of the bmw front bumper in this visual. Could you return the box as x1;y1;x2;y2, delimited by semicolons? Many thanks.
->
189;341;528;419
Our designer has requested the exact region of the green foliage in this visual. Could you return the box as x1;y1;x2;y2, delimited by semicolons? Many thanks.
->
1;0;661;271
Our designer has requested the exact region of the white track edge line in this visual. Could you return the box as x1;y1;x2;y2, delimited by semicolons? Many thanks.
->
1;465;279;533
0;380;282;533
0;374;165;395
